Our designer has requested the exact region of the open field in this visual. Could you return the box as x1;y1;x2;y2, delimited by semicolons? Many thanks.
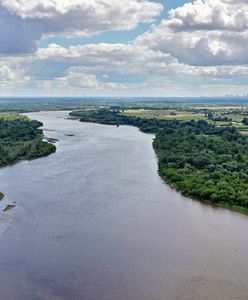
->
0;112;28;121
121;109;206;121
120;107;248;133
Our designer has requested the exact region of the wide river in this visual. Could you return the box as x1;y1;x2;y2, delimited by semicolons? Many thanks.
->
0;111;248;300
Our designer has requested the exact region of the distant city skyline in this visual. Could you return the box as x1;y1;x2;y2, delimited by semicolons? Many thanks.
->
0;0;247;97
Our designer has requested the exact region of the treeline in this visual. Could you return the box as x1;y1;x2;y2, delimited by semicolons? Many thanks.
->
70;109;169;133
71;109;248;211
0;115;56;167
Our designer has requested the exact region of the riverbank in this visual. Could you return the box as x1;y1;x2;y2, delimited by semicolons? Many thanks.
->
158;170;248;215
0;113;56;202
70;109;248;214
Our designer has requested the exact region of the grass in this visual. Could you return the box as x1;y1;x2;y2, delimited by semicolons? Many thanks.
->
122;109;206;121
121;108;248;131
239;130;248;135
208;121;232;126
0;112;28;121
223;114;245;122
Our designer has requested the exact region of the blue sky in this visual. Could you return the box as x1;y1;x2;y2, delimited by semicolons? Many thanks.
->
0;0;247;97
39;0;191;48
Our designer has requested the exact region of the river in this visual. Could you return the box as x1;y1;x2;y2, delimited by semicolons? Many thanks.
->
0;111;248;300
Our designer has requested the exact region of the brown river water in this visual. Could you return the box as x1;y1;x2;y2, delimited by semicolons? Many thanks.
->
0;111;248;300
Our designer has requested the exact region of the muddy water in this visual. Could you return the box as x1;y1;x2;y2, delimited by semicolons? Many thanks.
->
0;111;247;300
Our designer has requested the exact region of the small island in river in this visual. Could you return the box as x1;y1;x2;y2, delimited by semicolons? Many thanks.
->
3;204;16;212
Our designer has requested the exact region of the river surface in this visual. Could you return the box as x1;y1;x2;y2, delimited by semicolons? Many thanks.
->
0;111;248;300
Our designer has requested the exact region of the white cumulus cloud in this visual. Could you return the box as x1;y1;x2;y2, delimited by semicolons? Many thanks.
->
0;0;163;54
136;0;248;65
0;65;15;81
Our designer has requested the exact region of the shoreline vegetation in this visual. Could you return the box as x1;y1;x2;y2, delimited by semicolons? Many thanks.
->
0;113;56;202
70;109;248;215
0;192;4;201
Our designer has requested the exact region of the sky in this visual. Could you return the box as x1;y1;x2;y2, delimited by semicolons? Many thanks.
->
0;0;247;97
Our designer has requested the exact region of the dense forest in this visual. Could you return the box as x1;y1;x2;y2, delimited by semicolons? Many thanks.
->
0;113;56;168
71;109;248;212
154;121;248;209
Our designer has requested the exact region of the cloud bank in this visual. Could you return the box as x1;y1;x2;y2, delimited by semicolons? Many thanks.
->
0;0;247;96
0;0;162;54
137;0;248;65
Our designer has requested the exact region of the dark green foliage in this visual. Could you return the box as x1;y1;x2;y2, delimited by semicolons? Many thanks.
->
71;109;248;210
212;116;232;122
242;117;248;125
0;117;56;167
154;121;248;208
206;111;214;119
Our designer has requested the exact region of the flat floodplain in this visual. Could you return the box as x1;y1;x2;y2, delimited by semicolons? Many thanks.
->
122;109;206;121
0;111;248;300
